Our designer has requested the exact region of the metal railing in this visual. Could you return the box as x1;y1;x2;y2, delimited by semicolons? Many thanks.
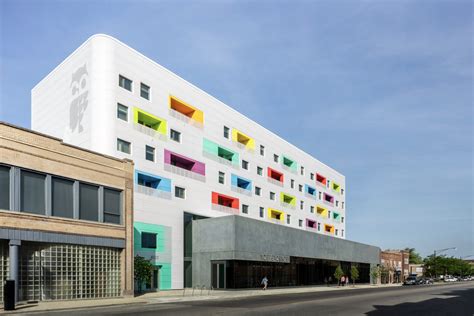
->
169;109;204;129
231;186;252;196
164;164;206;182
211;204;240;215
133;123;167;141
135;185;172;199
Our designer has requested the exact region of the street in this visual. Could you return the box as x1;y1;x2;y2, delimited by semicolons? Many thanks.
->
22;282;473;316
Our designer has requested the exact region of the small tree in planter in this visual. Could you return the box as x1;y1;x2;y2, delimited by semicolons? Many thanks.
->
370;266;381;285
134;255;153;294
334;265;344;286
350;265;359;287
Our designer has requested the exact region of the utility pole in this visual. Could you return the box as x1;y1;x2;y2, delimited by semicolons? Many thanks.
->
433;247;457;280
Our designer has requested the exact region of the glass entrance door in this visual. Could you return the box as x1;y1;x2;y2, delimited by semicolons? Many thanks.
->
211;262;225;289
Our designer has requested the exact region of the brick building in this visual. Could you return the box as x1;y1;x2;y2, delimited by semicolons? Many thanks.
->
380;250;410;283
0;122;134;302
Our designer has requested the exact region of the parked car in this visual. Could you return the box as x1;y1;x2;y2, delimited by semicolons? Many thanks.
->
416;278;433;285
444;276;457;282
403;276;418;285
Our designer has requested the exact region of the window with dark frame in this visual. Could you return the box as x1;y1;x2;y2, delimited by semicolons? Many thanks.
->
145;145;155;162
141;232;157;249
242;204;249;214
175;186;186;199
104;188;121;224
117;138;131;154
140;83;150;100
170;129;181;143
218;171;225;184
119;75;132;91
223;126;230;139
117;103;128;121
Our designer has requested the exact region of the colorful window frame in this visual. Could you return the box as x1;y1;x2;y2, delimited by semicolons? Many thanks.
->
133;107;167;135
232;128;255;150
169;95;204;124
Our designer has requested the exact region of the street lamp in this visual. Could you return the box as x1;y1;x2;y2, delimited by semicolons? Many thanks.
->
433;247;457;279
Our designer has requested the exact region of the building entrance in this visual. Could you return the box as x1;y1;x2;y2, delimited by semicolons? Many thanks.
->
211;262;225;289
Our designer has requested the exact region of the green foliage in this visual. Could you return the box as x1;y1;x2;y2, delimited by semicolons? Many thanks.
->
334;265;344;284
370;266;381;284
404;247;423;264
134;255;154;293
350;265;359;285
423;255;474;277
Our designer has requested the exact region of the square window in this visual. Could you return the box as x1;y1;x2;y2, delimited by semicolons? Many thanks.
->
299;219;303;227
310;173;314;180
300;200;304;210
117;138;131;154
291;179;295;189
287;214;291;225
170;129;181;143
336;200;339;207
341;189;344;195
140;83;150;100
260;145;265;156
118;75;132;91
310;206;314;213
174;186;186;199
300;166;304;175
242;160;249;170
341;216;344;223
317;222;321;231
328;210;331;218
259;207;264;218
145;145;155;162
270;192;275;200
318;192;322;200
141;232;157;249
218;171;225;184
117;103;128;121
257;166;263;176
298;184;303;192
335;229;338;236
242;204;249;214
224;126;230;139
255;186;261;196
274;154;279;163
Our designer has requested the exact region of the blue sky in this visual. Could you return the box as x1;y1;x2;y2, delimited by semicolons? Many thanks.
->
1;0;472;258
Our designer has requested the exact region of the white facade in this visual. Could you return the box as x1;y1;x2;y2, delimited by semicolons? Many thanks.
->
31;34;346;290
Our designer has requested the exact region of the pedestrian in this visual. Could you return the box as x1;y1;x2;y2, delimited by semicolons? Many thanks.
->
345;276;349;286
341;275;345;286
324;277;328;287
261;276;268;290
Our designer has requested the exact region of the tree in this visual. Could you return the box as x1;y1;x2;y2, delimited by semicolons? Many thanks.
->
334;265;344;286
370;266;381;284
423;255;474;278
350;265;359;286
134;255;154;293
404;247;423;264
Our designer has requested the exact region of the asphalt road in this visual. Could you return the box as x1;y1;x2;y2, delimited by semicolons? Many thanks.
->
24;282;474;316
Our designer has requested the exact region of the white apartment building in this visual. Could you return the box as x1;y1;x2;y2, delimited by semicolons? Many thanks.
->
32;34;378;290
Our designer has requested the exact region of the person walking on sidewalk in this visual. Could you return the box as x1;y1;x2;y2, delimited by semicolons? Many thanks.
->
341;275;345;286
345;276;349;286
261;276;268;290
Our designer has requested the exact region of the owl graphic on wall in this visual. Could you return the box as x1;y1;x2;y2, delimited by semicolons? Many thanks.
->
69;64;89;133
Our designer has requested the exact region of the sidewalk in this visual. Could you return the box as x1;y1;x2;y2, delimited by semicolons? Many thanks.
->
0;283;402;314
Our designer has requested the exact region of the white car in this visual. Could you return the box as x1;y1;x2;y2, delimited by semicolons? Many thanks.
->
444;277;457;282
